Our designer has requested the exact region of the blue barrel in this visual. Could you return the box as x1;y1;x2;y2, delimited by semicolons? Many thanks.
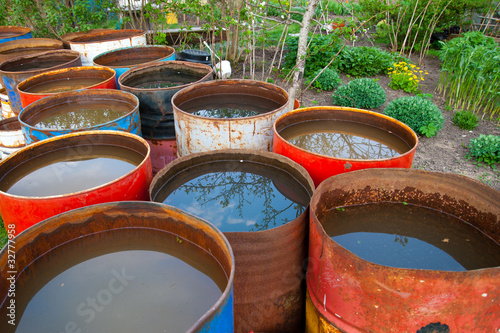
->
93;45;176;86
0;201;235;332
0;26;31;44
18;89;141;144
0;49;81;115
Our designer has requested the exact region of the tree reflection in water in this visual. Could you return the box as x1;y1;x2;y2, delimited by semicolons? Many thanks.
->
164;171;307;232
289;132;400;159
34;108;129;130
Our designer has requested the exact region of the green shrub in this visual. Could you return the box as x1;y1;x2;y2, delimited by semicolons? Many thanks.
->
468;134;500;166
453;110;478;130
383;96;444;137
308;68;342;91
337;46;410;77
282;34;342;78
332;78;386;109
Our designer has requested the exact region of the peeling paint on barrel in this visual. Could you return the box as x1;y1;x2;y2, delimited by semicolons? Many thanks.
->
17;66;117;109
0;49;82;115
69;29;147;66
0;117;25;148
172;79;289;156
18;89;141;144
0;131;153;234
306;168;500;332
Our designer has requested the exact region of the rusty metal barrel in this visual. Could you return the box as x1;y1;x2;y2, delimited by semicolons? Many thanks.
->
0;117;25;159
17;66;117;109
0;26;32;44
0;49;82;115
18;89;141;144
0;130;152;234
273;106;418;187
0;38;63;64
119;61;213;173
306;168;500;332
150;149;315;333
69;29;147;65
93;45;176;85
0;201;235;332
60;28;112;48
172;79;289;157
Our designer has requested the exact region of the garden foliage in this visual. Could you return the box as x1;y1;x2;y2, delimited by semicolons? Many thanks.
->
388;61;428;94
383;96;444;137
452;110;478;130
336;46;409;77
308;68;342;91
437;31;500;119
468;135;500;167
332;78;386;109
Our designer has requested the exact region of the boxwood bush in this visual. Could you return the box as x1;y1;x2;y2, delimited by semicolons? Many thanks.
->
384;96;444;137
332;78;386;108
308;68;342;91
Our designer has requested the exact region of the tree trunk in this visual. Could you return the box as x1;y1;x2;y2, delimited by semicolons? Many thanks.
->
288;0;319;111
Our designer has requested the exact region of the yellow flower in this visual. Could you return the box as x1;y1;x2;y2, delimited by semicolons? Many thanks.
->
410;64;416;68
425;71;429;75
421;78;425;81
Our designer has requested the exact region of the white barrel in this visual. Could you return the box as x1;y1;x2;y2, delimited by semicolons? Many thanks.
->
70;29;147;66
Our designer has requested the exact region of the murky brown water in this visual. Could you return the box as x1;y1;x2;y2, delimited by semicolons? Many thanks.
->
280;120;410;159
322;201;500;271
24;77;106;94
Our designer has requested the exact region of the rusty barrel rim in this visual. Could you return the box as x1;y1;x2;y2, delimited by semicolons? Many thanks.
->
18;88;140;133
69;29;146;45
118;60;213;92
172;78;290;120
0;130;150;200
0;49;81;74
0;26;31;41
60;28;112;48
274;106;418;162
0;201;235;333
150;148;315;332
0;37;63;57
93;45;176;69
17;65;116;97
307;168;500;332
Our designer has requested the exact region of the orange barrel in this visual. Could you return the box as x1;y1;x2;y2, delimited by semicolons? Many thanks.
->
172;79;289;156
0;49;81;114
0;130;152;234
273;106;418;187
307;168;500;332
150;149;315;332
17;66;117;109
0;202;235;332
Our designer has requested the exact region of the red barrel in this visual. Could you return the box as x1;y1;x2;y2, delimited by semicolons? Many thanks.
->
273;106;418;187
17;66;117;109
0;130;152;235
306;168;500;332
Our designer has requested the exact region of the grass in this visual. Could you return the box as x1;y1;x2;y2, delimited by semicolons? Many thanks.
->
0;216;7;249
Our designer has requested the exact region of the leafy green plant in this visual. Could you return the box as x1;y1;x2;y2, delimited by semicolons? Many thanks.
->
282;34;342;77
308;68;342;91
468;134;500;167
453;110;478;130
383;96;444;137
332;78;386;109
336;46;409;77
388;61;428;94
437;31;500;119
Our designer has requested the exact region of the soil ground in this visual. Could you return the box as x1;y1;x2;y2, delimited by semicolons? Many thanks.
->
230;36;500;191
